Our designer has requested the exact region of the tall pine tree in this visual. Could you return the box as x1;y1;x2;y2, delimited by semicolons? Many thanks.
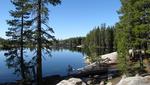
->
116;0;150;74
30;0;61;84
6;0;32;82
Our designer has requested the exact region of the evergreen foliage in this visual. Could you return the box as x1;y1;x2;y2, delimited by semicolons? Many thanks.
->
6;0;33;82
84;24;115;62
116;0;150;75
29;0;61;84
85;24;115;52
58;37;85;48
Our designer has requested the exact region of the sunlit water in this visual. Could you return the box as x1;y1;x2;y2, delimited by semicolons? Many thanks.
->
0;49;86;83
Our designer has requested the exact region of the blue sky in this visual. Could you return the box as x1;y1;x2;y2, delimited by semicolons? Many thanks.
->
0;0;121;39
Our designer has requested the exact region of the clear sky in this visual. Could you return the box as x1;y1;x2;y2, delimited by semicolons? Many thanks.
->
0;0;121;39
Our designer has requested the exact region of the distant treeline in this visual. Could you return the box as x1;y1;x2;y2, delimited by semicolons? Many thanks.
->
84;24;115;53
56;37;85;48
0;37;7;45
56;24;116;54
54;24;116;62
0;37;13;49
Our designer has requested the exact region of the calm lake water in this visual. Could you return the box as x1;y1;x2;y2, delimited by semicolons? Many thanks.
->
0;49;87;83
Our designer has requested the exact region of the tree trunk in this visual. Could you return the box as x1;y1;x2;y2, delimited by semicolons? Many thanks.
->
20;14;26;80
37;0;42;84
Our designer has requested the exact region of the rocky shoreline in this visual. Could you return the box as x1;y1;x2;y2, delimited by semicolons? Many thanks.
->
0;52;119;85
2;52;150;85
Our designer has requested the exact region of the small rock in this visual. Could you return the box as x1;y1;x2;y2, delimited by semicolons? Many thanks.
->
87;80;92;84
106;82;112;85
68;78;83;85
107;75;112;80
99;81;104;85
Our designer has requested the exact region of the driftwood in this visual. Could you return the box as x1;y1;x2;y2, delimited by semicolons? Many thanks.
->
69;62;109;77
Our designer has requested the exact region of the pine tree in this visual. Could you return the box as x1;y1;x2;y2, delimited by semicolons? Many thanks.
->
116;23;129;74
116;0;150;74
107;26;114;52
30;0;61;84
6;0;32;81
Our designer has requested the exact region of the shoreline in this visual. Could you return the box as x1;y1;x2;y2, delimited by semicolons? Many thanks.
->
0;52;119;85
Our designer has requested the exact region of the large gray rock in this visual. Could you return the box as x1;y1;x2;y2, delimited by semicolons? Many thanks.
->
116;74;150;85
57;78;86;85
101;52;117;64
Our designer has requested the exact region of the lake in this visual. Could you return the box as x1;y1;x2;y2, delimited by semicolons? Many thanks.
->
0;49;87;83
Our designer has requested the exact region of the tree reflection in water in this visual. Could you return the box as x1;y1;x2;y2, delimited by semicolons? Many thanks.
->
4;48;35;84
